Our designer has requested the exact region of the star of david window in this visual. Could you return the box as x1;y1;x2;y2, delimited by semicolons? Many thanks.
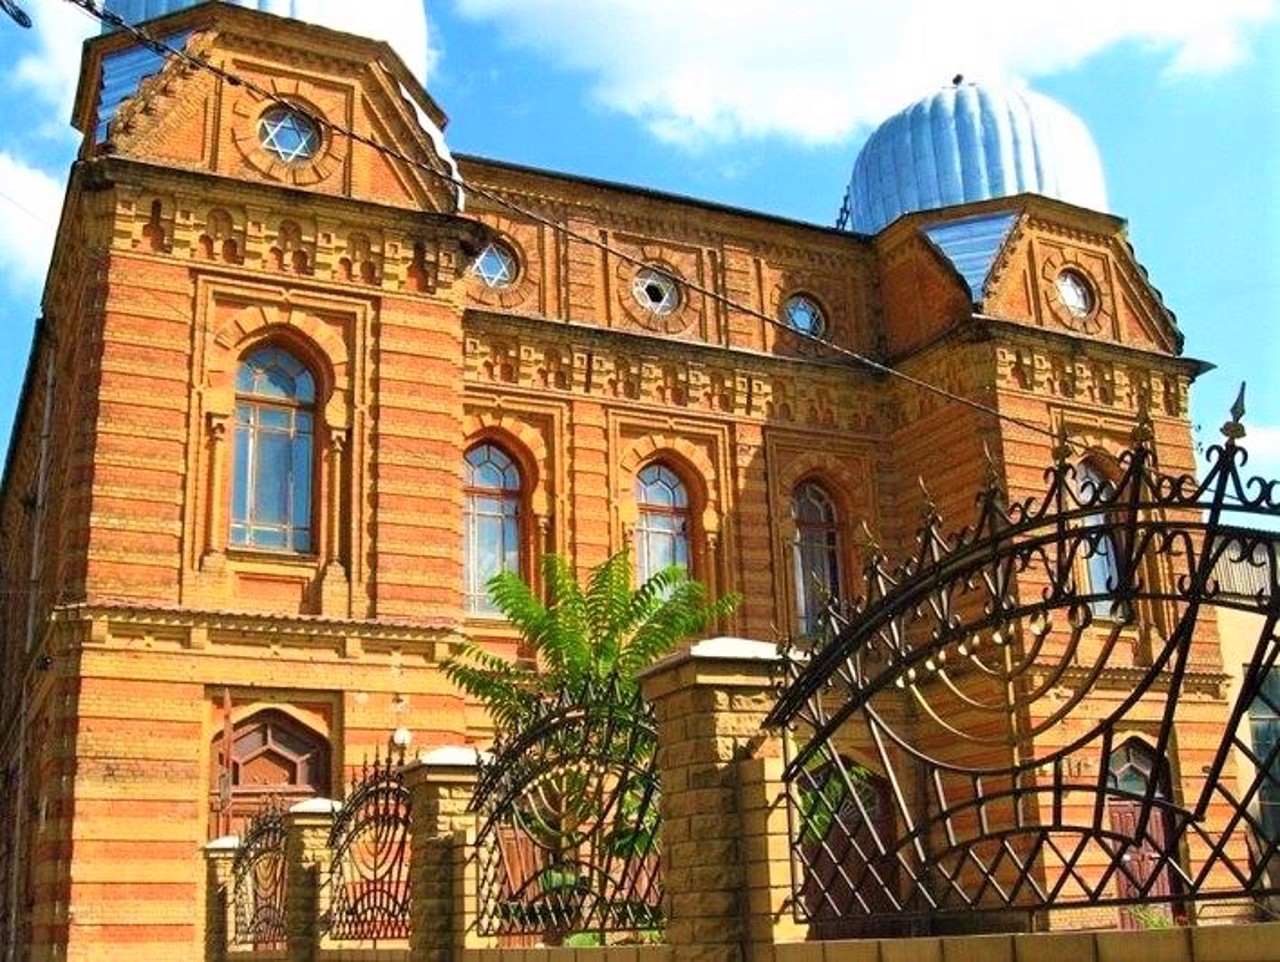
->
470;242;518;289
1056;269;1094;318
784;294;826;337
258;106;321;164
633;267;680;316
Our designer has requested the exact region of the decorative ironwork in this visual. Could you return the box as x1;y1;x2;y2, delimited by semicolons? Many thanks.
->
767;393;1280;933
326;755;412;941
471;675;663;938
232;802;288;948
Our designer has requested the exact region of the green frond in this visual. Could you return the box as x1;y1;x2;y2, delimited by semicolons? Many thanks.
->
440;641;540;727
585;550;636;673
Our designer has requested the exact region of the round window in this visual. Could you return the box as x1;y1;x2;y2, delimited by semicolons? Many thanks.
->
783;294;826;336
470;241;518;289
257;106;321;164
1056;269;1094;318
633;267;680;315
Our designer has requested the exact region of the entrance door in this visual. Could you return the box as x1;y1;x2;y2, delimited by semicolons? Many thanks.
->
1106;739;1183;928
209;708;330;838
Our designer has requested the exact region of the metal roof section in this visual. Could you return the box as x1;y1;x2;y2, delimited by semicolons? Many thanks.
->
848;81;1108;235
95;30;191;142
921;211;1018;302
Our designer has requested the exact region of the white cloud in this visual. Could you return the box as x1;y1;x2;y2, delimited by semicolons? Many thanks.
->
454;0;1278;145
0;153;63;290
1241;424;1280;490
11;0;98;121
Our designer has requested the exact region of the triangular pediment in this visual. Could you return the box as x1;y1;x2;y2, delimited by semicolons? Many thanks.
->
73;4;461;214
975;200;1183;355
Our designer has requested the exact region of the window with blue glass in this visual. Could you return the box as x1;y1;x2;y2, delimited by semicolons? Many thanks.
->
1078;461;1123;618
464;443;523;614
231;347;315;553
1249;668;1280;842
635;463;690;582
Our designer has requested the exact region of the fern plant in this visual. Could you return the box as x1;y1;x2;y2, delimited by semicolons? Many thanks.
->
442;550;739;728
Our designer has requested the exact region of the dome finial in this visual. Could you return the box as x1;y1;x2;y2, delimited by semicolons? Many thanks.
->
952;73;965;86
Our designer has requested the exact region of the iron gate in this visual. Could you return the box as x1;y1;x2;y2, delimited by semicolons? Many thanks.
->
232;803;288;948
471;675;663;938
766;400;1279;933
326;755;411;941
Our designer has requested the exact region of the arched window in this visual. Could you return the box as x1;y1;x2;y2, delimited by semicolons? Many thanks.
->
1078;461;1122;617
231;347;315;552
464;443;523;614
792;481;842;636
635;463;690;582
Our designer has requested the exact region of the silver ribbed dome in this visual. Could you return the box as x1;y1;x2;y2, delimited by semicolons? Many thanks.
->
847;81;1108;234
102;1;430;81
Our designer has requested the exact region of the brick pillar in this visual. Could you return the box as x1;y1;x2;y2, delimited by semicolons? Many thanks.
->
637;637;805;962
284;798;340;962
203;835;239;962
403;746;492;962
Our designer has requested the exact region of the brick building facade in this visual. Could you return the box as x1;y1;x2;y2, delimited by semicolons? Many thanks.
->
0;3;1235;959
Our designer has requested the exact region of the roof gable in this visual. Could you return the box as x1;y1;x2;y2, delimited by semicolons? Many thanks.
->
75;6;461;214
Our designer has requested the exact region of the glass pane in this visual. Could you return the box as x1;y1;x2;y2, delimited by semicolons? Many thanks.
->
503;519;520;574
232;423;250;525
291;434;312;535
258;407;292;431
255;432;292;525
254;527;287;549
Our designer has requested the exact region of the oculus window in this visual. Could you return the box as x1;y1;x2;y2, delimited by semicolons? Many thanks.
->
633;267;680;315
258;106;320;164
231;347;315;552
470;242;518;289
784;294;826;337
1056;269;1094;318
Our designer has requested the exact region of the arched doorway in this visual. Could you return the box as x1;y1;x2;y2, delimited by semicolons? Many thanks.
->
798;760;898;939
1107;738;1186;928
209;709;330;837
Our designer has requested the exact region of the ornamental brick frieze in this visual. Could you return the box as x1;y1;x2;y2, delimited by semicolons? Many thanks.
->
463;324;886;435
110;179;466;294
996;344;1189;418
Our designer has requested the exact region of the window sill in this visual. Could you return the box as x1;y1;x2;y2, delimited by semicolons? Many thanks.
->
226;549;321;570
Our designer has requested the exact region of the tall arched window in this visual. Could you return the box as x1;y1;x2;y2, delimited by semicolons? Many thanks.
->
792;481;841;636
231;347;315;552
464;443;523;614
635;463;690;582
1078;461;1122;617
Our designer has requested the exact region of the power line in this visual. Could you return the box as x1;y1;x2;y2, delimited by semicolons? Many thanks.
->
61;0;1090;450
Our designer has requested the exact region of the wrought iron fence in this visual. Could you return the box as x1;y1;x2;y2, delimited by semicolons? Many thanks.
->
767;399;1279;935
232;802;288;948
471;675;663;938
325;755;412;941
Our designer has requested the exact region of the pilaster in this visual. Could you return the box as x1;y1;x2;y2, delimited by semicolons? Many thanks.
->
637;637;803;962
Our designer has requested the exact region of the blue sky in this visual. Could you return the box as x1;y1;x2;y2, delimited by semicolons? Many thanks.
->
0;0;1277;486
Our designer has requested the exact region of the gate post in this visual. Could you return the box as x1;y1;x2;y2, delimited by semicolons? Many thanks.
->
203;835;238;962
285;798;340;962
637;637;804;962
403;746;490;962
